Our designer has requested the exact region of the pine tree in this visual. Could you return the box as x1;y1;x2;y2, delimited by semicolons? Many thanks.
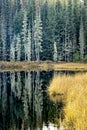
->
4;0;10;61
1;0;7;61
27;0;35;61
0;0;2;60
79;16;85;61
21;11;32;61
41;0;53;61
16;34;21;61
73;0;80;52
55;0;64;61
26;28;31;61
10;35;16;61
83;0;87;56
41;0;49;60
53;42;57;62
2;26;6;61
21;10;28;61
64;0;73;62
34;0;43;62
64;35;73;62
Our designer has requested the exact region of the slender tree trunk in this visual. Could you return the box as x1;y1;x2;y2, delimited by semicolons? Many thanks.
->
79;16;85;62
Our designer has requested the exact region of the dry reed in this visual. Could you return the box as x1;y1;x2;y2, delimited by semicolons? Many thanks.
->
48;73;87;130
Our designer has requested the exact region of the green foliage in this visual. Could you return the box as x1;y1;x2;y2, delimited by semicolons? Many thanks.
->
14;10;23;34
0;0;87;62
41;1;54;61
73;51;80;62
83;55;87;62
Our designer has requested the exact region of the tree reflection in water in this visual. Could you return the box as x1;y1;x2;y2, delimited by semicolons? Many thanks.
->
0;70;77;130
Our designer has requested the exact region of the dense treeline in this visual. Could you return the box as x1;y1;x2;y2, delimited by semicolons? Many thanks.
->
0;0;87;62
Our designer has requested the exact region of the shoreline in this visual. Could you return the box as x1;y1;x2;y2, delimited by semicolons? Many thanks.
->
0;61;87;72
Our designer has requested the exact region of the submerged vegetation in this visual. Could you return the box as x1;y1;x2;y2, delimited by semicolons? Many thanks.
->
48;73;87;130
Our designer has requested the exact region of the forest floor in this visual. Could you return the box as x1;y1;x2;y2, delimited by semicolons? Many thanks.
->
0;61;87;72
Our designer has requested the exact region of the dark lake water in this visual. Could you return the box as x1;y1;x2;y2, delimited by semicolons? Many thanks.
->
0;70;86;130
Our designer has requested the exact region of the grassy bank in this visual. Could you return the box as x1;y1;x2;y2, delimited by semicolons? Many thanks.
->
0;61;87;71
48;73;87;130
0;61;58;72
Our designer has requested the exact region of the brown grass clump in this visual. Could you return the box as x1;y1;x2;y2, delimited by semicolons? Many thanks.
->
48;73;87;130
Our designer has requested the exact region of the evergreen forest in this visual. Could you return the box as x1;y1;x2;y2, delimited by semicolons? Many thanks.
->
0;0;87;62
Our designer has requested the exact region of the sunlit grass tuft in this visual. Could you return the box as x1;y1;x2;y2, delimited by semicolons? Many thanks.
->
48;73;87;130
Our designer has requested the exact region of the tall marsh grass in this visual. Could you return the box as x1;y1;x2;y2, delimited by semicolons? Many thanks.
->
48;73;87;130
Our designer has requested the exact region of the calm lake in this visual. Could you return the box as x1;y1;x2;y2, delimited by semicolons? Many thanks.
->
0;70;86;130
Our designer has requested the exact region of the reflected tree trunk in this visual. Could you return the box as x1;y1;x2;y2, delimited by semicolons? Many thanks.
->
34;71;43;128
2;73;7;129
23;72;29;119
0;74;2;98
10;73;16;97
16;72;21;99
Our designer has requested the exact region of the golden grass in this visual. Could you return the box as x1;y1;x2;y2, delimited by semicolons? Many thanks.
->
0;61;87;72
48;73;87;130
53;62;87;70
0;61;53;72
